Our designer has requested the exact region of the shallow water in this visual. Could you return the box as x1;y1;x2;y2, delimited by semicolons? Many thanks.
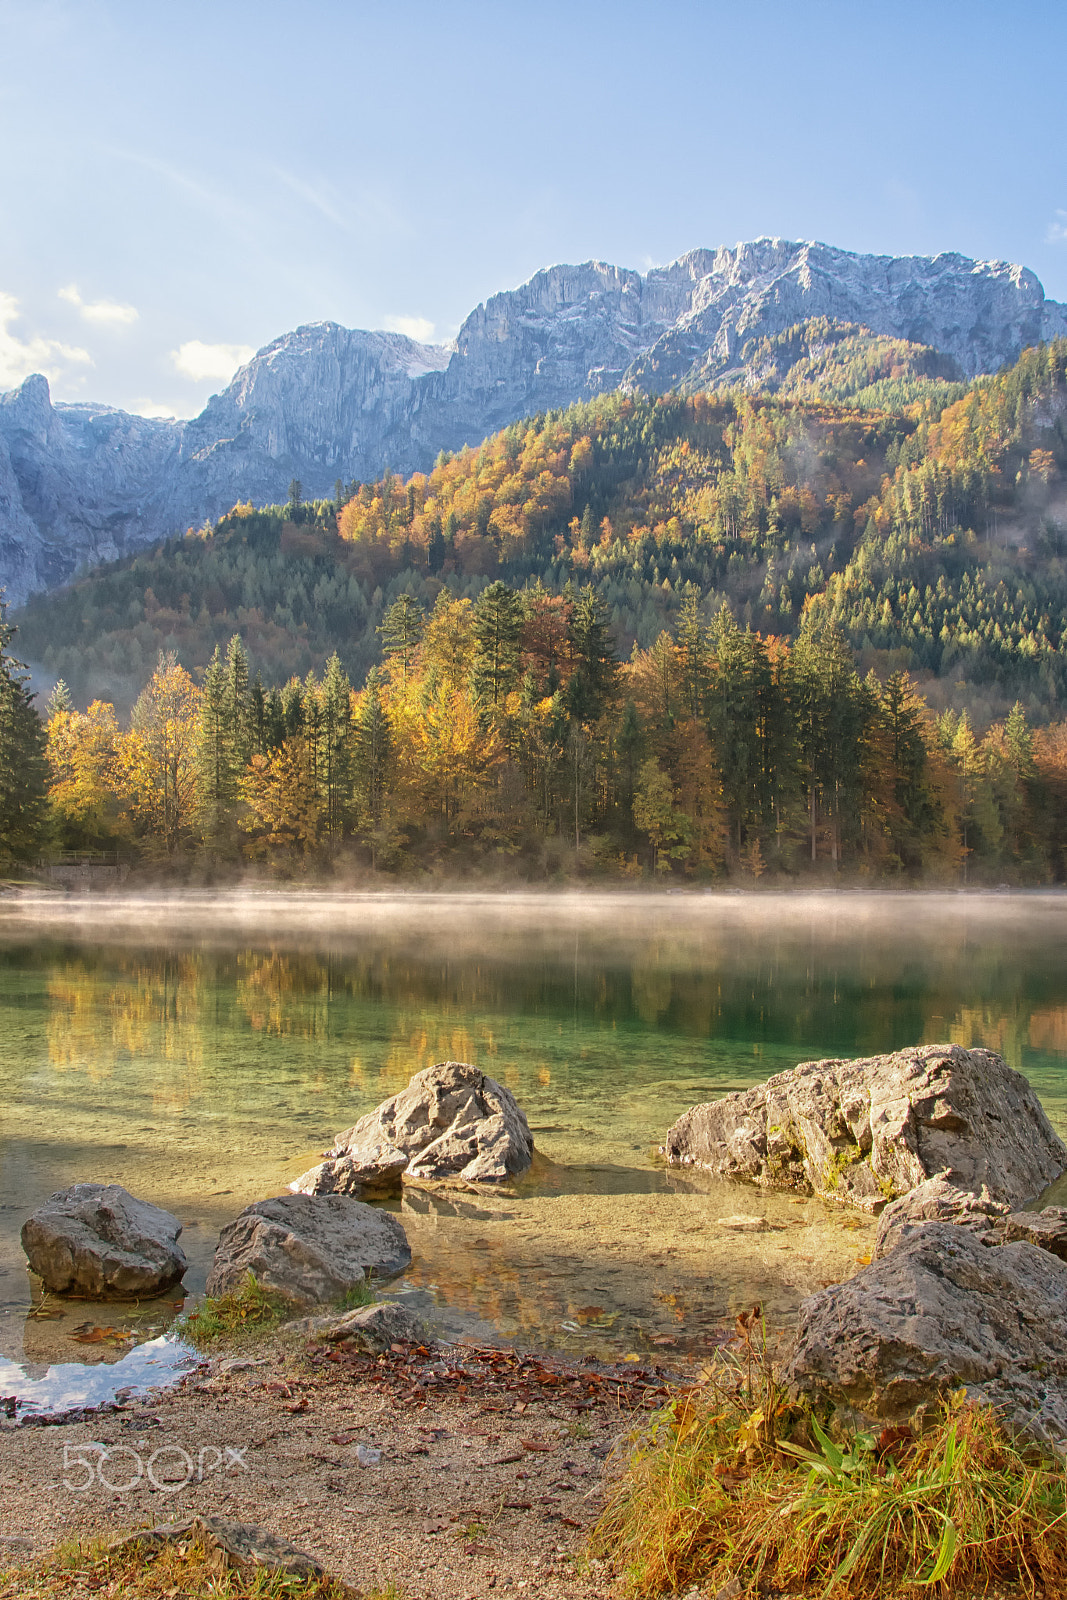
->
1;889;1066;1386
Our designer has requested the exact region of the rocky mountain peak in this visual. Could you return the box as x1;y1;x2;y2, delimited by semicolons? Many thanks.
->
3;237;1067;607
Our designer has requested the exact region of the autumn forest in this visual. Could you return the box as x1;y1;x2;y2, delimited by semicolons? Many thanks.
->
5;327;1067;882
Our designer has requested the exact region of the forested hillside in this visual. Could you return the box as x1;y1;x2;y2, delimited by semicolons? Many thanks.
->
16;330;1067;732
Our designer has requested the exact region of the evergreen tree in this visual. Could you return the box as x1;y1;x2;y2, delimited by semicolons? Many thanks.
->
317;652;353;843
379;595;425;686
0;596;46;866
472;581;524;710
355;667;392;830
565;585;619;724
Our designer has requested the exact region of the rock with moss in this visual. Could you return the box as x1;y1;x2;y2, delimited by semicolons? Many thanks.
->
290;1060;534;1197
664;1044;1066;1214
206;1194;410;1311
785;1221;1067;1451
873;1174;1011;1257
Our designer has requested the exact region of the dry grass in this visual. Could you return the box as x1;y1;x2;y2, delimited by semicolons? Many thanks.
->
0;1533;368;1598
593;1325;1067;1598
179;1274;288;1348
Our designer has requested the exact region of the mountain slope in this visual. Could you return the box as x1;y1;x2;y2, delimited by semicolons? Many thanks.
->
17;336;1067;723
3;237;1067;605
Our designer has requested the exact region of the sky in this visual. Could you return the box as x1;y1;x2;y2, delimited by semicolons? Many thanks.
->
3;0;1067;420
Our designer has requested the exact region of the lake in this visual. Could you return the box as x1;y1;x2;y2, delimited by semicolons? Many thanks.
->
2;889;1066;1378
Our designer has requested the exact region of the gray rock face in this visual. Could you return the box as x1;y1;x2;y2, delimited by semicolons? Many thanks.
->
873;1174;1010;1257
5;239;1067;605
290;1060;534;1196
664;1043;1067;1213
206;1193;410;1310
1001;1205;1067;1260
20;1182;186;1297
785;1223;1067;1451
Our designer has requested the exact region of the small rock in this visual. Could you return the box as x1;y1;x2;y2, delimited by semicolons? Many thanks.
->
303;1300;428;1350
356;1444;382;1467
717;1214;769;1231
111;1516;322;1578
1001;1205;1067;1260
873;1175;1010;1258
21;1183;186;1297
206;1194;410;1310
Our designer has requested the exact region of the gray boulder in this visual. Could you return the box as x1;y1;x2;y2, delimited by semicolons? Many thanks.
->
298;1300;429;1349
785;1222;1067;1451
206;1194;410;1310
21;1183;186;1297
290;1061;533;1196
664;1044;1066;1214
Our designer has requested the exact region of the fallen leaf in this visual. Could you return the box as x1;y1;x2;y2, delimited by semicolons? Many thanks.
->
329;1433;355;1445
286;1398;310;1414
650;1336;677;1347
855;1253;872;1266
561;1516;583;1529
521;1439;552;1452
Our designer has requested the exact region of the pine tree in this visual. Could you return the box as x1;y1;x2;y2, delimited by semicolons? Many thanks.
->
0;596;46;866
379;595;425;686
472;581;524;710
565;585;619;724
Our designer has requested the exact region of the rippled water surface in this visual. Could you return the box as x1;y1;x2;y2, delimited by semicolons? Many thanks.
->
2;890;1066;1381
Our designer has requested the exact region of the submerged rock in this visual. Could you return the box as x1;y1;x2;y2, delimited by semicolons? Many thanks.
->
785;1222;1067;1451
664;1044;1066;1214
206;1194;410;1310
290;1060;534;1196
21;1183;186;1297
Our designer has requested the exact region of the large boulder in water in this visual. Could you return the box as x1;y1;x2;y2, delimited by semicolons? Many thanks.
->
290;1060;534;1197
207;1194;410;1310
21;1183;187;1297
785;1222;1067;1451
663;1044;1066;1214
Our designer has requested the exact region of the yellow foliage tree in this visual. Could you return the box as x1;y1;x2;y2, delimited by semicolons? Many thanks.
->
114;651;201;856
46;699;124;848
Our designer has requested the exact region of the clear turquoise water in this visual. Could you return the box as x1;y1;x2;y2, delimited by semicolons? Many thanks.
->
2;890;1066;1375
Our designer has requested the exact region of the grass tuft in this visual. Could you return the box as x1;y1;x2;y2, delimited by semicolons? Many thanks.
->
179;1272;287;1348
593;1329;1067;1597
0;1533;364;1598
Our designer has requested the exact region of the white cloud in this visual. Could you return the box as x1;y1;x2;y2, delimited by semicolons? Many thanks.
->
1047;211;1067;244
59;283;139;326
384;314;436;343
134;399;182;420
0;291;92;391
171;340;256;383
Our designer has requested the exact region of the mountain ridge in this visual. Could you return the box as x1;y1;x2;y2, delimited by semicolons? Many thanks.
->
3;236;1067;606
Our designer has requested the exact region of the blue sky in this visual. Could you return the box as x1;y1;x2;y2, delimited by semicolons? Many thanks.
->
2;0;1065;418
